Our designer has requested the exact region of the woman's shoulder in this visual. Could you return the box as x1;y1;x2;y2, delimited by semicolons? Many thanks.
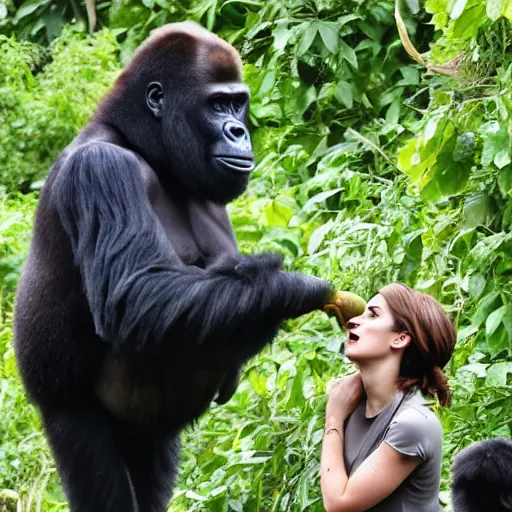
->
384;392;443;460
400;392;442;423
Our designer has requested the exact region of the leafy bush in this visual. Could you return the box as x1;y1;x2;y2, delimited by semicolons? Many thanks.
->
0;0;512;511
0;27;120;191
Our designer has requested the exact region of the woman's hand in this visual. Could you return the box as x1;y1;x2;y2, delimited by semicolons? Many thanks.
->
325;372;364;426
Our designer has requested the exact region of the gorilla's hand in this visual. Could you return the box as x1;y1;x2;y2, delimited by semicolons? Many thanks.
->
323;291;366;328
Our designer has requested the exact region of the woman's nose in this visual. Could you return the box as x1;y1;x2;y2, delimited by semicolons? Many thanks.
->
346;319;361;330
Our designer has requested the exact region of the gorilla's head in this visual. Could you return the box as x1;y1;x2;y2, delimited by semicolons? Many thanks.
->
96;22;254;204
451;437;512;512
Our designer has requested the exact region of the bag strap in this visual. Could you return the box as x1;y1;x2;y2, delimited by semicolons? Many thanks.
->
346;391;407;475
366;391;407;456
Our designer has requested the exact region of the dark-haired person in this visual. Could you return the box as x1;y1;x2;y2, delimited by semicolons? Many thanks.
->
320;283;456;512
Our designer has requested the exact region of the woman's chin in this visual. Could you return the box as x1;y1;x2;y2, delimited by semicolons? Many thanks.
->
344;342;359;358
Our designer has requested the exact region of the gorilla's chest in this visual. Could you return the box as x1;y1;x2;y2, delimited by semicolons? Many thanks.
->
95;352;225;431
144;169;239;268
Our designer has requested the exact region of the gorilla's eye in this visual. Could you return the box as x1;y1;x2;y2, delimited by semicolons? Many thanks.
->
211;96;230;113
232;101;243;114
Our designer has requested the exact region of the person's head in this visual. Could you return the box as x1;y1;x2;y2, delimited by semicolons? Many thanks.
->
345;283;456;407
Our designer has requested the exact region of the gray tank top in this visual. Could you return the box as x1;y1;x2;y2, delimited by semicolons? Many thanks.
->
344;390;443;511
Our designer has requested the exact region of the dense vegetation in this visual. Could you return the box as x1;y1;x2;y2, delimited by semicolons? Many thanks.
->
1;0;512;510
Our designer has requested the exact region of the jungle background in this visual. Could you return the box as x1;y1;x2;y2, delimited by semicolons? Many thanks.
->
1;0;512;510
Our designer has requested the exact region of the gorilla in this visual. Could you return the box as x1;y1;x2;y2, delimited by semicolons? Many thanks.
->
451;437;512;511
13;22;363;512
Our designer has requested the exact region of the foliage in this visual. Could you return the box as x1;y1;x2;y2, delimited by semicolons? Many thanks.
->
0;0;511;511
0;26;120;191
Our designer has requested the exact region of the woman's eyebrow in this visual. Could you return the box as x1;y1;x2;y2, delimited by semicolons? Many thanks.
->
368;305;382;310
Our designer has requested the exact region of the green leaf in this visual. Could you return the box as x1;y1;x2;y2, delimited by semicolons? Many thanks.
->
297;23;318;56
487;0;504;20
296;84;317;116
504;0;512;19
308;220;334;255
422;134;470;201
397;138;429;181
458;362;488;378
340;39;358;69
257;71;276;97
453;132;475;162
337;14;360;26
487;325;509;356
264;196;296;227
228;500;244;512
396;67;420;86
452;4;486;38
485;362;512;386
481;121;510;168
472;291;500;327
251;103;282;120
273;24;291;51
495;149;511;169
486;305;506;337
403;231;423;263
305;188;343;207
248;370;267;396
498;166;512;196
451;0;469;19
406;0;421;14
502;310;512;340
206;0;218;31
15;0;49;20
463;194;492;228
386;99;401;125
421;119;440;146
457;325;479;342
334;80;353;109
468;273;487;299
318;22;339;54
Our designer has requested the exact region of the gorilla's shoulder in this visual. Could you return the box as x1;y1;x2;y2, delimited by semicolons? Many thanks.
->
59;141;156;186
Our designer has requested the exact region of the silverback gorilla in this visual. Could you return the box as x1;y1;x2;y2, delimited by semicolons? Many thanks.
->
13;22;363;512
451;437;512;511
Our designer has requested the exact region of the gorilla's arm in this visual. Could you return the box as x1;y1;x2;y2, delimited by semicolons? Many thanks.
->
53;142;332;358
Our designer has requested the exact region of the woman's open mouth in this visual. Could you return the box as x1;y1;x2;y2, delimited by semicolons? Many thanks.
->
348;332;360;344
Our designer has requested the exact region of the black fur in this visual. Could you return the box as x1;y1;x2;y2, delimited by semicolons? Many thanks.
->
451;437;512;511
13;22;332;512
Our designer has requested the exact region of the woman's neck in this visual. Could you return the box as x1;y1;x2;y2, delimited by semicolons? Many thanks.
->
358;361;400;417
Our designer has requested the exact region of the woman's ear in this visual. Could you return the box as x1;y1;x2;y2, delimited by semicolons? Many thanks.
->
391;332;411;350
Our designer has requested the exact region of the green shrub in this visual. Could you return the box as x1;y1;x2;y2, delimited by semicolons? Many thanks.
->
0;27;120;191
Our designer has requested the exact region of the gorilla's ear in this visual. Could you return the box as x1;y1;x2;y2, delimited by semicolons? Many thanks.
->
146;82;164;118
501;492;512;510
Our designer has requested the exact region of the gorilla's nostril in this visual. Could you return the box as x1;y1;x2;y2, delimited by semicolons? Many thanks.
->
230;126;245;138
224;121;247;142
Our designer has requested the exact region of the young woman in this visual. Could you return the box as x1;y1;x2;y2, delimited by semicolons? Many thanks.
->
320;283;456;512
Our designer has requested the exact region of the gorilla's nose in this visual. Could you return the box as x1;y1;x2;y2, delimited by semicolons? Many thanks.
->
224;121;249;144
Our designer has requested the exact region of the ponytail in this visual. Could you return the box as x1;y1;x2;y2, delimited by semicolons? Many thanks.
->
379;283;456;408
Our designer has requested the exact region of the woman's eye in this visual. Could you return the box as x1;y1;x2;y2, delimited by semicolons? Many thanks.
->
368;310;377;318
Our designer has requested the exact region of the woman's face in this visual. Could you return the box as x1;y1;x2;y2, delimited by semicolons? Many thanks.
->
344;293;403;363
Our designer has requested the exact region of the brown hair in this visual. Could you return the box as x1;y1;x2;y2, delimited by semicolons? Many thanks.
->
379;283;456;407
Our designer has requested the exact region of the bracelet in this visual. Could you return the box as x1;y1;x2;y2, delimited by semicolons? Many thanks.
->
325;427;341;436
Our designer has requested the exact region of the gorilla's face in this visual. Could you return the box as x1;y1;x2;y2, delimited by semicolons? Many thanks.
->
146;80;254;204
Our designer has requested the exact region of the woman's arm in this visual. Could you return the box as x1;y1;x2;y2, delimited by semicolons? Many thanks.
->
320;374;422;512
321;437;421;512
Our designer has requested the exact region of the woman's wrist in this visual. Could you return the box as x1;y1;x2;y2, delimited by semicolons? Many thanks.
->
324;415;345;432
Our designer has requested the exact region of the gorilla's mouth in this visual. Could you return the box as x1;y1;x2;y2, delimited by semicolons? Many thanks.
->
214;156;255;173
